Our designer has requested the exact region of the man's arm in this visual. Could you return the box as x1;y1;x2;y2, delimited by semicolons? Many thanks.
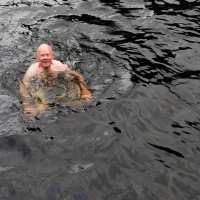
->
67;69;93;101
68;69;85;84
20;78;29;102
20;64;38;107
20;76;37;116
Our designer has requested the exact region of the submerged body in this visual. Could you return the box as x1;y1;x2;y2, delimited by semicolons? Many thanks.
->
20;44;93;116
28;70;91;104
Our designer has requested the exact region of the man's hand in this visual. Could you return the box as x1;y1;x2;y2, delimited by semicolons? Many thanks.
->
79;83;93;100
23;103;37;117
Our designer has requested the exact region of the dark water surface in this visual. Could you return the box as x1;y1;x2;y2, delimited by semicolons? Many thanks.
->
0;0;200;199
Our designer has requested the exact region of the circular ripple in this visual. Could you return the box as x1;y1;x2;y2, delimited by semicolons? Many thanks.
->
1;16;135;112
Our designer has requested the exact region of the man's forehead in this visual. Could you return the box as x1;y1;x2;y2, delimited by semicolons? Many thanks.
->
38;49;51;54
38;48;52;55
37;44;53;55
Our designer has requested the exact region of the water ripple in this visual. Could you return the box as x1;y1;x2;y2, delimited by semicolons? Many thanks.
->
0;0;199;199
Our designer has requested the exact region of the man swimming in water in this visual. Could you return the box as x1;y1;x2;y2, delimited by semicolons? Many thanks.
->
20;44;93;116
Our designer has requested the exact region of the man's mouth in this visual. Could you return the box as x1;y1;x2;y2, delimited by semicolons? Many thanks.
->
43;60;49;64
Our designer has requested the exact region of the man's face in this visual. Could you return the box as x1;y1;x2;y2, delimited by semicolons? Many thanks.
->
37;46;54;70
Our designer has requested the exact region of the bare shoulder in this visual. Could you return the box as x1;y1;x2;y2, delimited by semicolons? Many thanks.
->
21;62;38;87
24;62;39;79
52;60;69;71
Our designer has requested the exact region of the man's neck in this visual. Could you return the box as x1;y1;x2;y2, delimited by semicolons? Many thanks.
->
39;64;51;72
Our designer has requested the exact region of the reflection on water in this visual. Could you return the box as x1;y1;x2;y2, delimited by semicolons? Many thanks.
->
0;0;200;199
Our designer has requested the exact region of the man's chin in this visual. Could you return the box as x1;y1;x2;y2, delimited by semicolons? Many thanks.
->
43;64;50;69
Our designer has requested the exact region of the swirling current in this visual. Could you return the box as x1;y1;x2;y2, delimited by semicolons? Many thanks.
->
0;0;199;199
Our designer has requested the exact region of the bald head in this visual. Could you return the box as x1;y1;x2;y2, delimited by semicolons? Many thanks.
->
37;44;53;56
